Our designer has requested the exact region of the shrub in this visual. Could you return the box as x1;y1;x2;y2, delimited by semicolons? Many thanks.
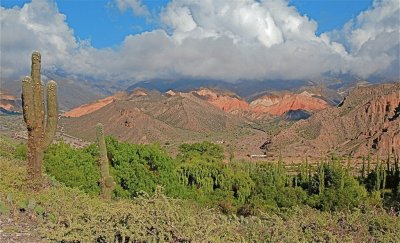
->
177;141;224;163
309;162;367;211
44;142;100;195
105;137;186;198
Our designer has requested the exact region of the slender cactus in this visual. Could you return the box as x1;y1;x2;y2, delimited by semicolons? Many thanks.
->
361;157;366;180
319;162;325;195
347;156;351;175
382;168;386;190
305;156;309;183
340;171;345;190
96;123;115;200
375;159;381;191
21;52;58;189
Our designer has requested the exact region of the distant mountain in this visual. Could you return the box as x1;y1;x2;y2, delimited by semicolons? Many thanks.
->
0;90;21;114
4;70;398;111
1;77;105;111
127;78;311;99
64;96;116;118
249;91;329;116
61;89;246;144
64;87;333;121
263;82;400;159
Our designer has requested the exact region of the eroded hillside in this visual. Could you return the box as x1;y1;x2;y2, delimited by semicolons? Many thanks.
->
264;82;400;159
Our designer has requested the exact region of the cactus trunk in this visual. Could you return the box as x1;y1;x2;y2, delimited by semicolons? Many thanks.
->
96;123;115;200
21;52;58;189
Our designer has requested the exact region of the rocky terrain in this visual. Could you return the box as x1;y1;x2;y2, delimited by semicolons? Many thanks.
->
264;82;400;159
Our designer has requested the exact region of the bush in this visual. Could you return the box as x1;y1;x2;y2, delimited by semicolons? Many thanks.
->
276;187;307;208
105;137;186;199
177;141;224;163
44;142;101;195
309;162;367;211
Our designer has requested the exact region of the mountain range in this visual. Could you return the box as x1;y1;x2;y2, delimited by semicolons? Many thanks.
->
60;82;399;159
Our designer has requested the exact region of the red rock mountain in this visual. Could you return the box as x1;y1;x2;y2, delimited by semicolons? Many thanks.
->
264;82;400;159
191;88;330;118
63;96;115;118
192;88;249;114
63;88;331;119
250;91;329;116
0;90;21;114
61;89;245;143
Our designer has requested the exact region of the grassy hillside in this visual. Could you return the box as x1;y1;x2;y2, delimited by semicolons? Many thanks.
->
0;136;399;242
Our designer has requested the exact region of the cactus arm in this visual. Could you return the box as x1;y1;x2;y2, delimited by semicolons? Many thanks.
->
31;51;45;135
21;76;35;130
43;80;58;148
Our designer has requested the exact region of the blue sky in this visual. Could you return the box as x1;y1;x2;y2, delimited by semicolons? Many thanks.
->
1;0;373;49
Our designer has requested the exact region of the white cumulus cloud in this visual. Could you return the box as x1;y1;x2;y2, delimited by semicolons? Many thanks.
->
115;0;150;17
328;0;400;79
0;0;398;85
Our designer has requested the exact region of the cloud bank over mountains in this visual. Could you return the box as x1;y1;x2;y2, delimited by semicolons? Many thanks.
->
1;0;399;83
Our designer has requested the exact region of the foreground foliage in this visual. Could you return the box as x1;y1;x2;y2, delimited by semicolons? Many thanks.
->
43;139;400;214
1;156;399;242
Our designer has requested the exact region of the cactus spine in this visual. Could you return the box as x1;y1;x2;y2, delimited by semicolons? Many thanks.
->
21;52;58;188
96;123;115;200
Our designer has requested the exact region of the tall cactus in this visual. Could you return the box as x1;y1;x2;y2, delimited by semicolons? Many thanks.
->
96;123;115;200
21;52;58;189
318;161;325;195
361;157;366;180
375;159;381;191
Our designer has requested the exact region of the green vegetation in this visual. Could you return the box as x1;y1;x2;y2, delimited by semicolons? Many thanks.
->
44;142;100;195
41;139;400;214
0;135;26;160
0;136;399;241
